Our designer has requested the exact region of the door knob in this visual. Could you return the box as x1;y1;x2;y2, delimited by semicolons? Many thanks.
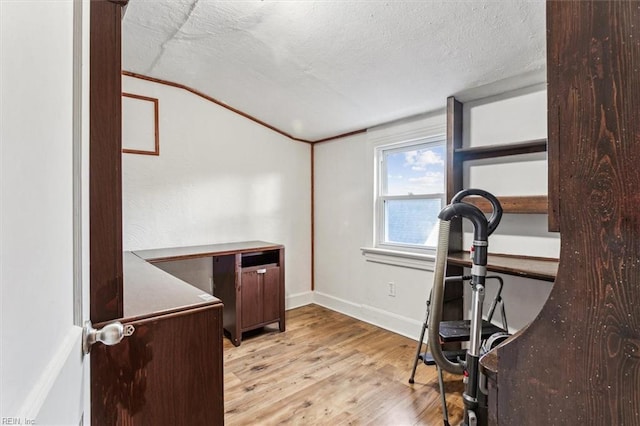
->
83;320;135;354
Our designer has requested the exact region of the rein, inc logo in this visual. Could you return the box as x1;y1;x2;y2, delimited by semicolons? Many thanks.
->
1;418;35;425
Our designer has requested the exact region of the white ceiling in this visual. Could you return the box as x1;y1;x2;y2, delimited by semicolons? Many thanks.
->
122;0;546;142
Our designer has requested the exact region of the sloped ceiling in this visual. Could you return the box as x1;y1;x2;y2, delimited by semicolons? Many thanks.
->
122;0;546;142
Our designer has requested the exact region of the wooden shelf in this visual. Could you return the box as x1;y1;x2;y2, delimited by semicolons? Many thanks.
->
446;251;558;282
455;138;547;162
464;195;548;214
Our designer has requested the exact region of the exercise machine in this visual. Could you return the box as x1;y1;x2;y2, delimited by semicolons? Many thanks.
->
429;189;503;426
408;274;508;425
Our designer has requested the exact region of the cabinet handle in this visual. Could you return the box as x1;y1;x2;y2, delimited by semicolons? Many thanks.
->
257;268;267;274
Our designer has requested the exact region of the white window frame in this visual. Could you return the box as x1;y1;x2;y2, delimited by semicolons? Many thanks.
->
374;135;446;254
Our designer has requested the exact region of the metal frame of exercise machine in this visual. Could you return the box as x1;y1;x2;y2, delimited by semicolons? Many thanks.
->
408;274;508;425
429;189;503;426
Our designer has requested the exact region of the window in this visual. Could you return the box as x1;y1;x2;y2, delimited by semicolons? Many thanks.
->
375;136;446;252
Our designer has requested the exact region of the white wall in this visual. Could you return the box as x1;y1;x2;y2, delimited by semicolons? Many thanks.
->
462;85;559;259
1;0;84;422
462;85;555;332
121;76;312;306
314;113;446;339
314;85;556;338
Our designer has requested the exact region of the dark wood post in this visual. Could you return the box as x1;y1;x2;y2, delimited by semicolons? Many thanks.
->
492;2;640;424
90;0;125;322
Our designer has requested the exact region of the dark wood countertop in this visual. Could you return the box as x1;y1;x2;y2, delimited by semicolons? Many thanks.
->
123;252;221;321
134;240;284;263
447;251;558;282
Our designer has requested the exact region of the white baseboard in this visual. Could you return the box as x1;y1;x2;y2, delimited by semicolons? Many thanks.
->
312;291;422;341
312;291;361;318
286;291;314;310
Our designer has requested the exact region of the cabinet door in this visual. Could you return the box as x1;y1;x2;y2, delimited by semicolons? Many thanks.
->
92;305;224;425
240;270;262;329
262;266;281;323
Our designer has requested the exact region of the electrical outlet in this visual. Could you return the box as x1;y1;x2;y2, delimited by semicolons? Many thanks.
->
388;282;396;297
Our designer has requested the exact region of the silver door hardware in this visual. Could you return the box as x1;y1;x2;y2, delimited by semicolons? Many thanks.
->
257;268;267;274
83;320;135;354
124;324;135;336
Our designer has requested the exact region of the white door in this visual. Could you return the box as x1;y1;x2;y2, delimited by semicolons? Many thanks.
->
1;0;90;424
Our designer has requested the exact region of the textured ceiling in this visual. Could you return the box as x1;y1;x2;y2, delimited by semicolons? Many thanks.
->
122;0;546;142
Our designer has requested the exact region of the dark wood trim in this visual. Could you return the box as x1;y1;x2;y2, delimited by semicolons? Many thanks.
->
446;97;463;251
547;17;560;232
122;71;314;144
311;144;315;291
90;0;123;323
122;92;160;156
447;251;558;282
443;96;465;343
278;247;286;332
464;195;548;214
312;128;367;144
95;303;220;330
455;138;547;162
122;71;368;145
122;93;157;104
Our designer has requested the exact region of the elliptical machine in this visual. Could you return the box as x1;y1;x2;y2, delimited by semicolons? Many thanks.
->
428;189;503;426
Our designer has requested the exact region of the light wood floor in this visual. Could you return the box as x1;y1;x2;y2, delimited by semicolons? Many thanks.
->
223;304;464;425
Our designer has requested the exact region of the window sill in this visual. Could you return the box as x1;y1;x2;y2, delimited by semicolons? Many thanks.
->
360;247;436;271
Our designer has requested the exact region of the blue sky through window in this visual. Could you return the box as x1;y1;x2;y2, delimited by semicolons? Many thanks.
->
384;144;445;195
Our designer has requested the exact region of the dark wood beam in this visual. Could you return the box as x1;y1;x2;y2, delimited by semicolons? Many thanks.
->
464;195;548;214
455;138;547;162
90;0;123;322
490;2;640;424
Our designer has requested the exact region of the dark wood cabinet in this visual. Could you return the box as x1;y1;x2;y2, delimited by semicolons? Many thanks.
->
241;264;281;329
240;267;263;328
214;245;285;346
261;266;281;323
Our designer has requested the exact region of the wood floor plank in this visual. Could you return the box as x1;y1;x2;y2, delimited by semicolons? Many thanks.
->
225;349;361;417
223;304;464;425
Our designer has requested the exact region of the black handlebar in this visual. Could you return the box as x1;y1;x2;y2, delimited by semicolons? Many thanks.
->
449;188;503;237
438;202;488;242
